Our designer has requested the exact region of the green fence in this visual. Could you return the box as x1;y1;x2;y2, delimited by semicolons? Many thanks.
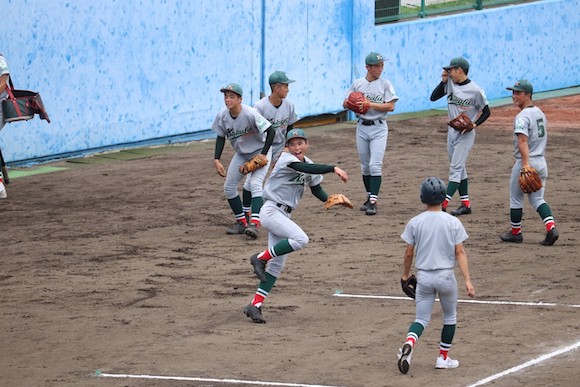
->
375;0;540;24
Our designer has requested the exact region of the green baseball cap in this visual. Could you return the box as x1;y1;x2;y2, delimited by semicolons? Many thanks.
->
365;52;384;65
507;79;533;94
286;128;307;142
443;57;470;72
220;83;243;97
269;71;295;85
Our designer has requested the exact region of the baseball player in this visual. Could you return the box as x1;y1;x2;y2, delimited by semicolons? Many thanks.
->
397;177;475;374
0;53;10;199
241;71;299;223
244;129;349;323
430;57;490;216
500;80;559;246
343;51;398;215
212;83;274;238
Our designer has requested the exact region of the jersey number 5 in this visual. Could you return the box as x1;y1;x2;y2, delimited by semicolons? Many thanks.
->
537;118;546;137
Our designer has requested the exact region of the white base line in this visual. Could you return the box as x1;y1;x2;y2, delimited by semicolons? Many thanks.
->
332;293;580;308
96;371;346;387
466;340;580;387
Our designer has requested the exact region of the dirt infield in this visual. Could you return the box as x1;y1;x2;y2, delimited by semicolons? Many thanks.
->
1;95;579;387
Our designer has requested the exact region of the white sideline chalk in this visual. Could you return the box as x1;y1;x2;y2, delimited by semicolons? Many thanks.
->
332;293;580;308
96;371;346;387
466;340;580;386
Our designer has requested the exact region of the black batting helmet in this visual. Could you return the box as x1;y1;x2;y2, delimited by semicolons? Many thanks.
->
420;177;447;205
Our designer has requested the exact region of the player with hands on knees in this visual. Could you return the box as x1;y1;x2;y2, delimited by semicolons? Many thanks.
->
243;129;351;324
343;51;398;216
431;57;490;216
212;83;274;239
500;80;559;246
397;177;475;375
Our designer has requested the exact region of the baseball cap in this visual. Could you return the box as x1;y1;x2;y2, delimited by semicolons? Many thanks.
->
365;52;384;65
269;71;295;85
286;128;307;142
220;83;243;97
443;57;470;72
507;79;533;94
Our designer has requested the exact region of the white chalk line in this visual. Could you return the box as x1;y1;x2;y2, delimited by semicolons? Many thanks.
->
96;371;346;387
332;293;580;308
466;340;580;387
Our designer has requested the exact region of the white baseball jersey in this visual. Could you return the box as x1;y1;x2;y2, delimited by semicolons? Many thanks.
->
262;151;324;210
346;77;398;121
211;104;272;156
254;97;298;148
445;80;488;122
401;211;468;271
0;54;9;99
513;106;547;159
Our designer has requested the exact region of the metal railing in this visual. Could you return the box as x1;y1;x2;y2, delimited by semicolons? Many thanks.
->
376;0;540;24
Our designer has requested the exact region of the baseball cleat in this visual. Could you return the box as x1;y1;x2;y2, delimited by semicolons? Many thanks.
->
365;202;377;215
244;304;266;323
360;198;370;211
245;223;259;239
500;232;523;243
435;355;459;369
226;221;246;235
541;228;559;246
397;343;413;374
250;253;267;282
451;204;471;216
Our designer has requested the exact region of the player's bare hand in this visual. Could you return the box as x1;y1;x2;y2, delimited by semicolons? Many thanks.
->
465;280;475;298
214;159;226;177
334;166;348;183
441;70;449;83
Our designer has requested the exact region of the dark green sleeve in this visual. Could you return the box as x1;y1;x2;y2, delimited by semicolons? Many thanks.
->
310;184;328;202
261;126;275;155
288;162;334;174
430;82;446;102
214;136;226;159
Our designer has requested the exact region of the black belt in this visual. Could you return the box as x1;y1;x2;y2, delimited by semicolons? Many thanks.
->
359;119;384;126
276;203;293;213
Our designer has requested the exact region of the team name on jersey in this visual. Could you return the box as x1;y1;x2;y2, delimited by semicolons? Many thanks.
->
366;94;384;103
226;126;255;140
447;93;471;107
269;117;289;130
288;172;311;185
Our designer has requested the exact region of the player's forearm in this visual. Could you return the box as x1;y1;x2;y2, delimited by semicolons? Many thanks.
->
310;184;328;202
288;162;334;174
261;127;275;155
474;105;490;127
0;74;8;94
214;136;226;160
402;246;413;277
455;247;471;282
430;82;446;101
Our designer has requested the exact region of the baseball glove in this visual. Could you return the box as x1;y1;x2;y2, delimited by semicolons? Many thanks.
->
519;166;543;193
346;91;370;115
401;275;417;299
448;113;474;133
239;154;268;175
324;193;354;210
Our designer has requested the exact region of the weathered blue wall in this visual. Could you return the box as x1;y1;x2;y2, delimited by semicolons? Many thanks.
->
1;0;578;163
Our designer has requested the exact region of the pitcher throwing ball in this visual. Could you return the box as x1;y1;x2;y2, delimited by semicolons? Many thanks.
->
243;129;351;323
